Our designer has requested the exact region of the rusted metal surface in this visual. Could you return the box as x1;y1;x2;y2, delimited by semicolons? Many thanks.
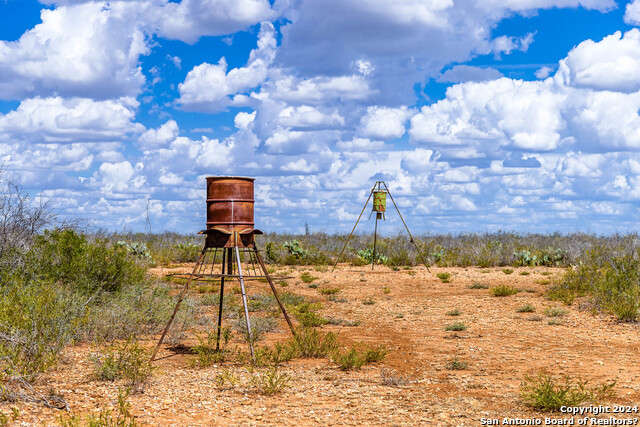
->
204;176;257;248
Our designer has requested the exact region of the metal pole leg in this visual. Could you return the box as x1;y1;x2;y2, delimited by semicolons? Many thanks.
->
215;248;227;351
254;248;296;336
151;249;206;362
235;246;255;360
372;214;378;271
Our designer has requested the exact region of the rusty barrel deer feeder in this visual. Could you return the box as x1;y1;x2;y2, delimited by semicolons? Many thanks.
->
151;177;295;362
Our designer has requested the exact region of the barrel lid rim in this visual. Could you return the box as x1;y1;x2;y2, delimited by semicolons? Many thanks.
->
206;176;255;181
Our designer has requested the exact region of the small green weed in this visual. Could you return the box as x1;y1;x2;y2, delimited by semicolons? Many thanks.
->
300;272;319;283
502;268;514;275
444;322;468;331
446;309;462;316
519;271;530;276
190;329;232;367
446;357;468;370
319;288;340;295
517;304;536;313
213;369;239;389
468;283;489;289
362;297;375;305
290;328;339;358
436;272;451;283
332;349;365;370
521;372;616;412
332;345;386;370
491;285;519;297
380;368;408;387
382;287;391;294
250;366;290;395
295;311;328;327
544;306;567;317
363;346;387;363
60;388;138;427
91;338;153;391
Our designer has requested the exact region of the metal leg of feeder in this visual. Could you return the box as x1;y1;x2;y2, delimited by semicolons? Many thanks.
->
254;248;296;336
332;183;377;272
215;248;228;351
234;246;255;360
372;214;379;272
381;181;431;273
151;249;206;362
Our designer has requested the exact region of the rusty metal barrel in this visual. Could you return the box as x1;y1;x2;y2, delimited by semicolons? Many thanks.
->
204;176;256;247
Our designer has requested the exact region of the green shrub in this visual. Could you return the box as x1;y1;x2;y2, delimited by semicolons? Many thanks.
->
190;329;232;367
491;285;519;297
290;328;338;358
521;372;616;412
446;309;462;316
78;282;192;344
436;272;451;283
295;311;328;327
250;366;290;395
446;357;468;370
552;252;640;320
0;278;85;382
319;288;340;295
289;301;327;327
543;306;567;317
502;268;514;275
516;304;536;313
60;388;138;427
30;229;146;294
468;283;489;289
332;345;387;370
172;243;201;263
363;346;387;363
300;272;319;283
332;348;365;370
444;322;468;331
267;342;298;366
594;255;640;321
91;338;153;390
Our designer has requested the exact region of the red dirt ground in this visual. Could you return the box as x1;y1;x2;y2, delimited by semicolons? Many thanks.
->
7;265;640;426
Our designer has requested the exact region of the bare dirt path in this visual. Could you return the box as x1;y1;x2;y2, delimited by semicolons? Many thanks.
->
10;265;640;426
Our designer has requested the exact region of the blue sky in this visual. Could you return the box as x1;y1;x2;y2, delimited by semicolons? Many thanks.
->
2;0;640;235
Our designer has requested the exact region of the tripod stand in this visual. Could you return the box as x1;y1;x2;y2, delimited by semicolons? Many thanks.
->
332;181;430;272
151;235;295;362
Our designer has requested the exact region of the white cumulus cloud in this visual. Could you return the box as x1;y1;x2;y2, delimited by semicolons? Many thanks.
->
178;22;276;112
562;29;640;93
